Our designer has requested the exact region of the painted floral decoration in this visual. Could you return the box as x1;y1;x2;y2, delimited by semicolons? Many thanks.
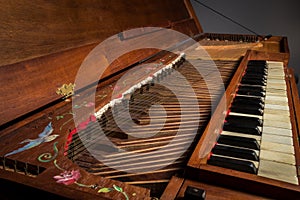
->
54;169;81;185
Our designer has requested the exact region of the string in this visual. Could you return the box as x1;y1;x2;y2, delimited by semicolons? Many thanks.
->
66;60;237;156
67;67;190;156
192;0;262;38
65;60;235;159
67;70;236;158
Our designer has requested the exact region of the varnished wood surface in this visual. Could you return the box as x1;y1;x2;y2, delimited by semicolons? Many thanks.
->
286;68;300;181
1;0;299;199
0;37;253;199
0;2;297;197
0;0;203;127
161;177;270;200
0;0;197;67
187;45;300;199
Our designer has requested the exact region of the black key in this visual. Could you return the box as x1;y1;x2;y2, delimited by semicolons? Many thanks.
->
247;67;267;71
247;62;268;68
247;60;267;65
223;123;261;135
225;115;262;126
242;73;267;80
247;63;267;68
231;102;264;111
207;155;257;174
246;64;267;69
232;98;264;106
234;95;264;104
242;74;267;80
241;78;267;85
237;89;265;97
230;105;264;116
245;68;267;75
218;134;260;150
230;102;264;112
238;85;265;92
212;144;259;161
245;71;267;77
240;79;266;86
247;62;267;68
244;70;267;76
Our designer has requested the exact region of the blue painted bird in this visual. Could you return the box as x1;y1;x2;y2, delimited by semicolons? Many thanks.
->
5;122;59;157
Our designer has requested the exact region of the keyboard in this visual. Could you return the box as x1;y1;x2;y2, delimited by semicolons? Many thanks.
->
207;60;298;185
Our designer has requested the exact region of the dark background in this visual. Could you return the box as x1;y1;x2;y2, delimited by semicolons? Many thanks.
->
191;0;300;95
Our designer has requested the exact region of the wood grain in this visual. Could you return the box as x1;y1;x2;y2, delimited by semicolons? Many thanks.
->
0;0;202;127
0;0;196;66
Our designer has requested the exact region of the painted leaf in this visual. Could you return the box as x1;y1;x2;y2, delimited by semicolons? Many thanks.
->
98;187;112;193
113;185;123;192
56;115;64;120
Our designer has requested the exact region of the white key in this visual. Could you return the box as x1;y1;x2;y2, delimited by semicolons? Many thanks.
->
267;79;286;84
260;150;295;165
262;126;293;137
263;113;290;123
267;73;284;78
229;112;262;120
267;67;284;72
263;108;290;116
267;61;284;68
258;159;298;185
266;83;286;90
267;74;285;79
235;94;264;101
267;69;284;73
263;119;292;129
265;99;289;107
265;95;288;102
260;141;294;154
265;88;286;96
261;133;293;145
221;131;261;142
264;104;289;111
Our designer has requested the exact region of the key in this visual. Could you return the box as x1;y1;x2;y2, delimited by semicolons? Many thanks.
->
242;74;267;80
238;85;266;92
241;79;266;86
248;60;267;65
212;144;259;161
234;95;264;104
217;134;260;150
237;89;265;97
223;123;261;135
231;99;264;109
208;155;257;174
225;115;262;126
230;104;264;116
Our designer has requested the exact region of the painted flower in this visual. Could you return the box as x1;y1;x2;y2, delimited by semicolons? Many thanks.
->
53;170;81;185
84;102;95;107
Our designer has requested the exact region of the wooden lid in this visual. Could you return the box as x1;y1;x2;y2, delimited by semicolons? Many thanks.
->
0;0;202;127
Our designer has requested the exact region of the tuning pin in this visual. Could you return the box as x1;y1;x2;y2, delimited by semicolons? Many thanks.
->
36;165;40;175
2;156;6;170
13;160;17;172
24;162;28;175
130;94;134;102
146;83;150;91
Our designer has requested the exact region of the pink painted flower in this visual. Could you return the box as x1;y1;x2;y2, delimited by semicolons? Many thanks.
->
84;102;95;107
53;170;81;185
